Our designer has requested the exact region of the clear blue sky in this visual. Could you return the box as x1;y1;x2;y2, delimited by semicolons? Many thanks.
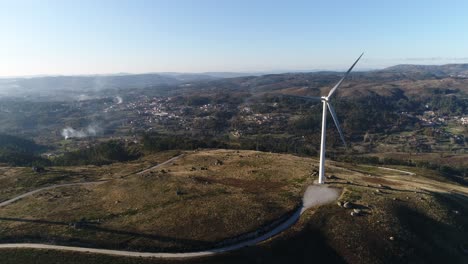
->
1;0;468;76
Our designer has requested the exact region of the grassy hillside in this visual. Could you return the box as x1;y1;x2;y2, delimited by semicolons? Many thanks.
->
0;151;179;202
0;149;467;263
0;150;313;252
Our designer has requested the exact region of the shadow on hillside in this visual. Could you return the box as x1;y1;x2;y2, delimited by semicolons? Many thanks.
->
195;225;346;264
0;216;211;249
0;196;303;254
394;192;468;264
326;180;428;195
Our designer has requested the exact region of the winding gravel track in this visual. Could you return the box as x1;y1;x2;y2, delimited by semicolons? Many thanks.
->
0;155;340;259
137;154;184;175
0;181;106;208
0;154;185;208
377;166;415;175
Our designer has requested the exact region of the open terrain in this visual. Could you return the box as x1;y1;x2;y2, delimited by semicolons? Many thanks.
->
0;150;314;252
0;149;466;263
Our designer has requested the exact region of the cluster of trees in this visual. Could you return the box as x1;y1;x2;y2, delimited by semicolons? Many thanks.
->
0;134;142;167
426;95;467;115
141;132;228;152
0;133;45;153
186;96;212;106
392;91;467;116
285;92;408;139
141;132;319;156
238;135;318;156
0;149;51;167
0;134;50;166
53;140;140;166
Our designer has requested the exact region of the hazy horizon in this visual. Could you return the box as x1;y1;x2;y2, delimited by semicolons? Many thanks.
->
3;60;468;79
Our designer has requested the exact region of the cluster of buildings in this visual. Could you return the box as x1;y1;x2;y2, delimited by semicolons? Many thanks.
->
101;95;291;136
413;111;467;128
457;116;468;125
415;111;450;126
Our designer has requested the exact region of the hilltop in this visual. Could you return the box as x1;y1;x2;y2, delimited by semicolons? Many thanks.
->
0;149;467;263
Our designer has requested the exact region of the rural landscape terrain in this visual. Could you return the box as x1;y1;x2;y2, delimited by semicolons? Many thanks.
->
3;1;468;263
0;63;467;263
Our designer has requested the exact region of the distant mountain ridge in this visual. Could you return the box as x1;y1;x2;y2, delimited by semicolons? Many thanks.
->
0;73;223;100
382;63;468;77
2;63;468;101
171;63;468;100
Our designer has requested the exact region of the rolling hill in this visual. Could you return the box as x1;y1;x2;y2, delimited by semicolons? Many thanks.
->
0;149;466;263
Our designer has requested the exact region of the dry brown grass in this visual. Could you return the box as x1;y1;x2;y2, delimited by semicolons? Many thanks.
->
0;151;179;202
0;149;467;263
365;152;468;167
0;150;313;252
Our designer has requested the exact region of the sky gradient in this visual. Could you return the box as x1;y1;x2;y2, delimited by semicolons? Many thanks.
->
1;0;468;76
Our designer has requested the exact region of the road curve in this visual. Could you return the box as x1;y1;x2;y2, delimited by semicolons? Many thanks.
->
0;185;339;258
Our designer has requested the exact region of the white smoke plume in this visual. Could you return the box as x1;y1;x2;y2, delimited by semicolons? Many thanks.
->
77;94;93;101
115;96;123;104
61;124;102;139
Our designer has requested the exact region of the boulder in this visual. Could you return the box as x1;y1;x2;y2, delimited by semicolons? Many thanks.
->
351;209;362;216
32;166;45;173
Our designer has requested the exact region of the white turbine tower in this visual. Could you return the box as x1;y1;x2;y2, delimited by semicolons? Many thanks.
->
284;53;363;184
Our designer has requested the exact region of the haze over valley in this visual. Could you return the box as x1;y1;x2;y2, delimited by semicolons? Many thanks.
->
1;1;467;264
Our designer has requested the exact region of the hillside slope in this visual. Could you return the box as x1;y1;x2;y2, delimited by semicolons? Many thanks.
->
0;149;466;263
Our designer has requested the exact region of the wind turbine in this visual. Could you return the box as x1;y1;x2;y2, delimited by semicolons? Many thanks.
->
283;53;363;184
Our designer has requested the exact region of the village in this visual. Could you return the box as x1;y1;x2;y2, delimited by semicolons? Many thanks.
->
101;95;289;137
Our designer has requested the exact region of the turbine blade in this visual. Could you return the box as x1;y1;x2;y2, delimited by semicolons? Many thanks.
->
327;102;347;148
281;94;322;102
327;53;364;98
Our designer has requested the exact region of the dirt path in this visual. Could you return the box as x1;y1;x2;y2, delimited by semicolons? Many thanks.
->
0;183;339;258
377;166;415;175
0;155;185;208
136;154;184;175
0;181;105;208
